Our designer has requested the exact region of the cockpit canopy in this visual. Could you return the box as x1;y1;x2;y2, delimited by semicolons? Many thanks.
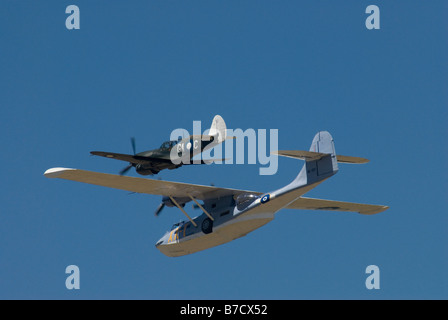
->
236;193;260;211
170;221;184;231
159;140;178;151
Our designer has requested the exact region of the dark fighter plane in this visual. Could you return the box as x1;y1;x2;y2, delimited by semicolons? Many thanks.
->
90;115;228;176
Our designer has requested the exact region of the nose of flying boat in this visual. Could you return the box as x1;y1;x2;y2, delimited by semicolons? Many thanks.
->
155;237;168;248
155;232;169;248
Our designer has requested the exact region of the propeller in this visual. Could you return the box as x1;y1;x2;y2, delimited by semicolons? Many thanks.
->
154;203;166;216
130;137;136;155
119;137;137;176
119;164;133;176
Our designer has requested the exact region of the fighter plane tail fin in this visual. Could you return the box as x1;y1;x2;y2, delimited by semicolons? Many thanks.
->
209;115;227;144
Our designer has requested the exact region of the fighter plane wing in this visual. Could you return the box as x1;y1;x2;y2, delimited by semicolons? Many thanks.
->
285;196;388;215
44;167;260;200
90;151;172;165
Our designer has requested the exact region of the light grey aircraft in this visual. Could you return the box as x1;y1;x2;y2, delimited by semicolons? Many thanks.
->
44;131;388;257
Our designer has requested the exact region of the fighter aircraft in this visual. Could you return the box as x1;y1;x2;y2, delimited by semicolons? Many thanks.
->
44;131;388;257
90;115;228;176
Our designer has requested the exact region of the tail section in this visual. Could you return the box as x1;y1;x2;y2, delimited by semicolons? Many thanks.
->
274;131;370;186
308;131;338;176
290;131;338;186
271;132;386;213
209;115;227;144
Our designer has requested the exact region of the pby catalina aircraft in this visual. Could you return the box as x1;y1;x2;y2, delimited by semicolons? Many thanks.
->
91;115;228;176
44;131;388;257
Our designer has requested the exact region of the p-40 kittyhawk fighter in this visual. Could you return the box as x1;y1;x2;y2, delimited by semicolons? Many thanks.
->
44;131;388;257
91;115;228;176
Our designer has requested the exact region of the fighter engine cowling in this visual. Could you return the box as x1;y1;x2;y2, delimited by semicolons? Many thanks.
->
135;164;154;176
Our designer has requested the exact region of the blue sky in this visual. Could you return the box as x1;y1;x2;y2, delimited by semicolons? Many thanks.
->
0;1;447;299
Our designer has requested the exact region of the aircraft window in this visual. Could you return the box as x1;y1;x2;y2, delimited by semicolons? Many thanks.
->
236;193;260;211
160;141;172;150
170;222;182;230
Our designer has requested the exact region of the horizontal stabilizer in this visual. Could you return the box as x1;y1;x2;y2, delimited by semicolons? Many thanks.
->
286;196;388;215
188;135;215;141
272;150;326;161
186;135;235;143
336;155;369;164
273;150;369;164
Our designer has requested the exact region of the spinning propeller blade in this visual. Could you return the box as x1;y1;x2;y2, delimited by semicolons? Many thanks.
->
119;137;137;176
130;137;136;155
154;203;166;216
119;164;133;176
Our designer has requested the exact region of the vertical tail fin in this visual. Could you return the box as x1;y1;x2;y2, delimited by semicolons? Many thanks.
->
295;131;338;185
309;131;338;175
209;115;227;144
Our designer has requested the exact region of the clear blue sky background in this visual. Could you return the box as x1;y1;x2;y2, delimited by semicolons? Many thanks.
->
0;1;447;299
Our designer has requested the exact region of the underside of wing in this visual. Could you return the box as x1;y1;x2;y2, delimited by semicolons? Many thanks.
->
90;151;172;165
285;196;388;215
44;167;260;200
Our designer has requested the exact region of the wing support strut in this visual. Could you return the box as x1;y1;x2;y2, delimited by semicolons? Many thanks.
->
169;196;198;227
188;195;214;221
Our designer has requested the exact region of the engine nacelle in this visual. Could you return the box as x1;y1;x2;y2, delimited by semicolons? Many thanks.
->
161;196;188;208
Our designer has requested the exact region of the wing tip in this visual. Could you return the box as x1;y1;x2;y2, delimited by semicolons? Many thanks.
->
90;151;112;160
361;205;389;215
44;167;75;178
336;155;370;164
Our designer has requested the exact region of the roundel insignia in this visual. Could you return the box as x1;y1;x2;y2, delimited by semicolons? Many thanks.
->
260;194;270;204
